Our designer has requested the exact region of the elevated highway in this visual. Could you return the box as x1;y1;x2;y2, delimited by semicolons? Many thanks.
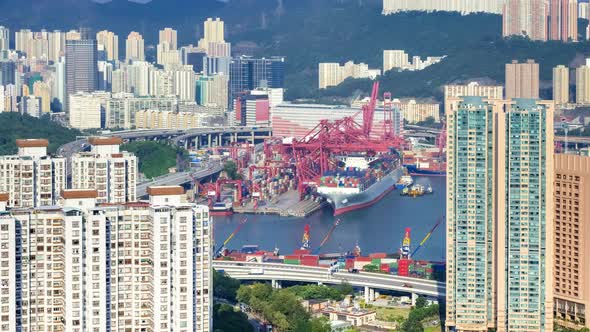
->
212;260;446;299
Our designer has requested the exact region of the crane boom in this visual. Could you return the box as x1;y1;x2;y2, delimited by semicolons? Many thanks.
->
215;217;247;257
363;82;380;137
312;219;341;255
411;216;445;258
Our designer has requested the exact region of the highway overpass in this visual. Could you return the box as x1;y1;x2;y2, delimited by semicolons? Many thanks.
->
212;260;446;300
136;161;224;197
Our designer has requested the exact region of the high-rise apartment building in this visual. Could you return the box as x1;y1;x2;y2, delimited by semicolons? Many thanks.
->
576;61;590;105
446;96;554;332
71;137;136;203
0;26;9;51
69;91;108;129
65;37;98;112
553;65;570;105
318;61;381;89
197;74;229;110
126;31;145;62
96;30;119;61
503;0;548;41
383;50;409;72
505;59;540;99
47;30;65;63
553;154;590;330
198;18;231;57
0;139;66;208
14;29;32;54
0;60;16;86
105;93;177;129
444;82;504;101
383;0;505;15
159;27;178;50
549;0;578;42
32;80;51;113
0;186;212;331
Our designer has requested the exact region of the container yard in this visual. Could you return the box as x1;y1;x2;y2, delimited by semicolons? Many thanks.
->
195;82;409;217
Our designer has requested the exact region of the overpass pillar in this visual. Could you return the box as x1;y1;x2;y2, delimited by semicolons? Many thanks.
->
194;137;200;150
369;288;375;302
271;279;281;289
251;131;255;143
364;286;370;303
411;292;418;306
234;133;238;143
218;133;222;147
208;134;212;147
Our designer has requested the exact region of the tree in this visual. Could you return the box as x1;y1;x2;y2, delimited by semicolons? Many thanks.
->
212;303;253;332
363;264;378;272
336;282;354;296
213;269;241;302
400;318;424;332
224;160;240;180
414;296;427;309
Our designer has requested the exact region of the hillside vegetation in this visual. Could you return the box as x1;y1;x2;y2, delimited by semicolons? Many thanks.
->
121;141;187;179
0;113;81;155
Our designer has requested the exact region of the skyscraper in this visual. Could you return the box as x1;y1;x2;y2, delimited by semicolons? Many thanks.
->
553;65;569;104
446;96;554;332
65;37;98;112
551;0;579;42
576;61;590;104
229;56;285;105
553;154;590;330
505;59;540;99
48;30;65;63
198;18;231;57
159;27;177;50
0;60;16;85
125;31;145;62
96;30;119;61
503;0;548;41
0;26;9;51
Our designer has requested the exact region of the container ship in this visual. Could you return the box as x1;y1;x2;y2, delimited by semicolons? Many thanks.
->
316;154;403;216
403;149;446;176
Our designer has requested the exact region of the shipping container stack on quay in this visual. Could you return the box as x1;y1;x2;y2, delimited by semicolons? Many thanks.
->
197;82;411;217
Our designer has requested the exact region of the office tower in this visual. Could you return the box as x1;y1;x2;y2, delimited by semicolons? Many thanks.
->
230;56;285;104
69;92;106;129
576;62;590;104
47;30;65;63
383;50;410;72
125;31;145;62
32;80;51;113
197;74;229;109
204;56;231;75
505;59;540;99
159;27;177;50
554;154;590;329
98;60;113;90
14;29;32;53
446;97;554;331
0;60;15;85
53;57;65;108
72;137;137;203
503;0;548;41
0;26;9;51
65;37;98;112
553;65;569;104
96;30;119;61
185;48;207;73
0;139;66;208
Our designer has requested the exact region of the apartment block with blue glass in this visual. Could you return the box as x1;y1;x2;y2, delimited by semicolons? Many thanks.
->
446;97;554;332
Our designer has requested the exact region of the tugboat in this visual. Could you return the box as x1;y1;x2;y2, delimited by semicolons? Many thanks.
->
395;175;414;190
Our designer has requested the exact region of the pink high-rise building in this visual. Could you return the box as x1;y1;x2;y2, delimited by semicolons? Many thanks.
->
503;0;548;41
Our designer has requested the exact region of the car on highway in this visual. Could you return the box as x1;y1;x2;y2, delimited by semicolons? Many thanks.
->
402;283;413;288
348;268;359;274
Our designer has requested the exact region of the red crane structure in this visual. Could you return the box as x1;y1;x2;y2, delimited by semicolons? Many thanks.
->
290;82;404;194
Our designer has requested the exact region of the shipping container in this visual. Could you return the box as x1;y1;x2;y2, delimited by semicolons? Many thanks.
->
284;259;301;265
293;249;311;256
371;258;381;266
380;263;389;273
369;253;387;259
398;258;411;277
354;261;371;270
345;259;355;269
284;255;301;260
356;257;372;262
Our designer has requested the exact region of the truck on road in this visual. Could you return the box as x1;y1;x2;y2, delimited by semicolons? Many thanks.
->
249;268;264;275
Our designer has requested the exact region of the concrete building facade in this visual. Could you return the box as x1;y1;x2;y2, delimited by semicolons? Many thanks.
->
446;97;554;331
553;65;570;105
505;59;540;99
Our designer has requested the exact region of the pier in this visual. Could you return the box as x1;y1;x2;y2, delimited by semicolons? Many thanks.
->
232;190;329;217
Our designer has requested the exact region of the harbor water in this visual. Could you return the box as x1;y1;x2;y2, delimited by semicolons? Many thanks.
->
213;176;446;262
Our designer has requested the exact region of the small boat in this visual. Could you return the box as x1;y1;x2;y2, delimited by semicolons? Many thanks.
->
425;185;433;194
395;175;414;190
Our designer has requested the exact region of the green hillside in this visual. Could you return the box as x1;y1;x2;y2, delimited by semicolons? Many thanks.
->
0;113;81;155
228;1;590;101
121;141;188;179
